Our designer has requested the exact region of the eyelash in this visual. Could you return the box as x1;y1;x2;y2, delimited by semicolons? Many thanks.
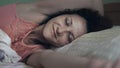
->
65;17;71;26
68;32;73;43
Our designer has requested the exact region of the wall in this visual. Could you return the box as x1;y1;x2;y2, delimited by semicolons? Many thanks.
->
103;0;120;4
0;0;35;6
0;0;120;6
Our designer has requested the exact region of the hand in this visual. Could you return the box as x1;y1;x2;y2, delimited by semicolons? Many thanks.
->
26;49;49;68
86;58;120;68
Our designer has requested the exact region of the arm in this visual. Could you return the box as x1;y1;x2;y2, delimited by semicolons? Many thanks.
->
26;50;120;68
92;0;104;16
16;0;104;23
26;50;88;68
35;0;104;15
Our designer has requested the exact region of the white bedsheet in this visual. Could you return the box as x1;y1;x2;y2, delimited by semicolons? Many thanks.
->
0;62;32;68
0;29;21;63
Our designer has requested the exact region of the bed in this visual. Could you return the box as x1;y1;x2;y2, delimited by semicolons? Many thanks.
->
1;26;120;68
56;26;120;61
56;2;120;61
0;0;120;68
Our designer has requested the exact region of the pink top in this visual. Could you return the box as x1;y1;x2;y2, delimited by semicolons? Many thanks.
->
0;4;44;59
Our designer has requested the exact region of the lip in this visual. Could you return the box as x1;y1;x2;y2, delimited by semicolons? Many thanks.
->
53;24;57;39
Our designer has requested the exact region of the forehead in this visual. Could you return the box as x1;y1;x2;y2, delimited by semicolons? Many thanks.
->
68;14;87;38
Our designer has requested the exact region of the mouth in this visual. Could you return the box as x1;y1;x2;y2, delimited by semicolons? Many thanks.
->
53;24;57;39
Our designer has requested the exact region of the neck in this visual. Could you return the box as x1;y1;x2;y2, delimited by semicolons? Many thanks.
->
24;25;54;49
33;25;45;42
24;25;46;45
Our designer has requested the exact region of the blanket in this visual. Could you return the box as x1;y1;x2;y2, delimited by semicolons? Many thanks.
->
0;29;21;63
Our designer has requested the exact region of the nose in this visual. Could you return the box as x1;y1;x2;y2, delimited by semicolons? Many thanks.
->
57;26;71;36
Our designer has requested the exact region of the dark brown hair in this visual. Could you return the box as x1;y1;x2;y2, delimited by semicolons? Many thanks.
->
40;8;113;33
39;8;113;49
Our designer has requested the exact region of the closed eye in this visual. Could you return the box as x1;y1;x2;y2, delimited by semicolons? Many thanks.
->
65;17;72;26
68;32;74;43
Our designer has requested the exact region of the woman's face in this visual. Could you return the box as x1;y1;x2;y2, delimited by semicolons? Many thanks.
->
41;14;87;47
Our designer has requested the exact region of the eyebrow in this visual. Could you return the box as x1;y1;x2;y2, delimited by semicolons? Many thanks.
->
66;16;75;43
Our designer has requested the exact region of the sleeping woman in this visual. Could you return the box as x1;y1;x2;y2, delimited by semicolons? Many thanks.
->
0;1;116;68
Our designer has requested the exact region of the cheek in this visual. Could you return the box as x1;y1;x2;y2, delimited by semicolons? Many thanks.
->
42;23;54;38
42;27;51;39
57;36;69;46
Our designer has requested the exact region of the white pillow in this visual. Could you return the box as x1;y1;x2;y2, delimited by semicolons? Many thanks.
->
56;26;120;61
